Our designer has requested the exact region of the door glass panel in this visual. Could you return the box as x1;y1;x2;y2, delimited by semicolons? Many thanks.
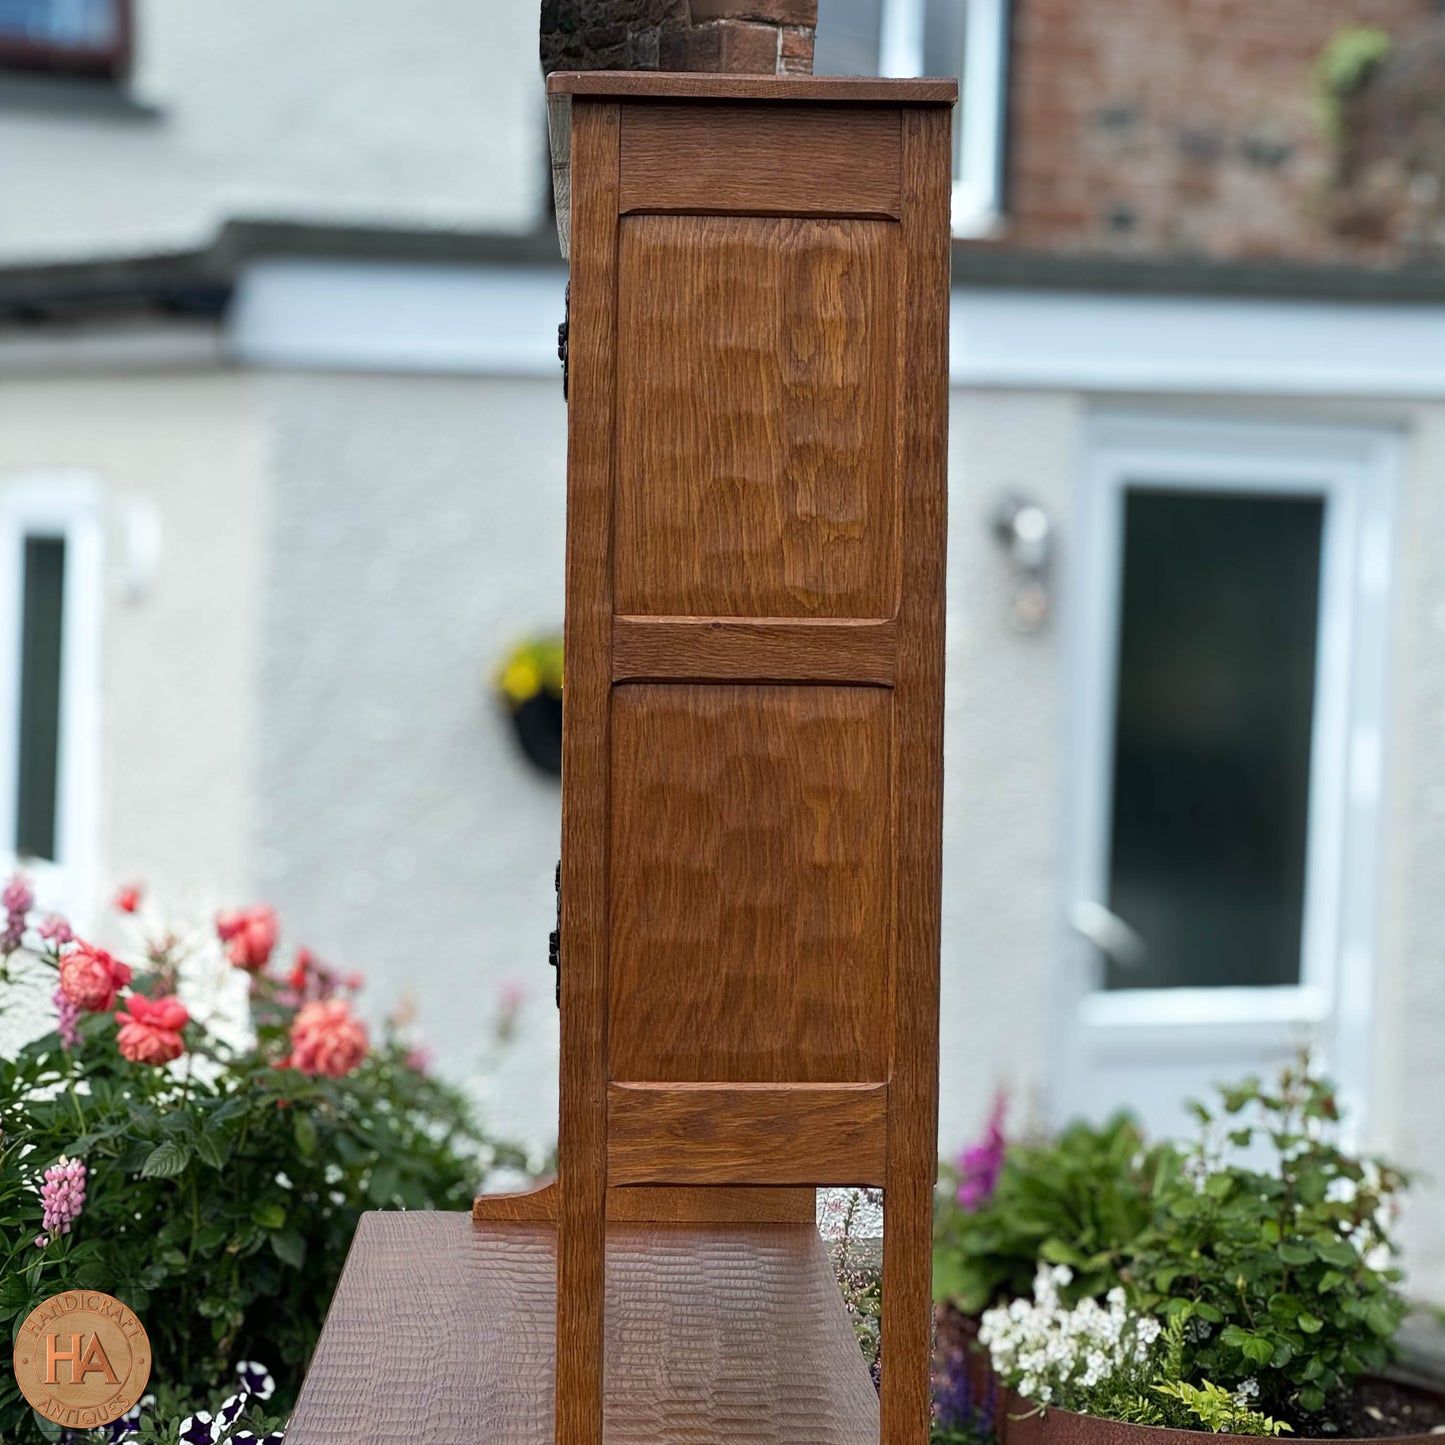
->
16;536;65;863
1105;489;1323;992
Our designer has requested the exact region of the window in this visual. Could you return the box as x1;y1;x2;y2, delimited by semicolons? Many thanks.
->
1057;414;1398;1139
0;0;130;80
1105;490;1324;993
0;477;103;922
813;0;1009;235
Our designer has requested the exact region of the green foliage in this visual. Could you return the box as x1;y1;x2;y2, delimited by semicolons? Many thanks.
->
822;1187;883;1373
931;1422;997;1445
936;1058;1410;1423
1129;1064;1407;1416
1316;26;1393;141
1150;1380;1291;1437
56;1375;290;1444
0;915;535;1444
934;1114;1166;1314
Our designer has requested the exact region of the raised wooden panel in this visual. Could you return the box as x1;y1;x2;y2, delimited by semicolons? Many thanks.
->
608;684;891;1084
615;214;900;618
619;102;901;217
473;1183;818;1224
607;1083;888;1186
612;616;897;686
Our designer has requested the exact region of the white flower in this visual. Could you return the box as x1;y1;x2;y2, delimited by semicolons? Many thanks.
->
981;1262;1166;1407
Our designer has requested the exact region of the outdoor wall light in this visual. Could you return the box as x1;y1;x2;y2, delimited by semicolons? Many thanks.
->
991;490;1053;633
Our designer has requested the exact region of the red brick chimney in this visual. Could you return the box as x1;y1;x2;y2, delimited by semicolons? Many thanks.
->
540;0;816;77
662;0;816;73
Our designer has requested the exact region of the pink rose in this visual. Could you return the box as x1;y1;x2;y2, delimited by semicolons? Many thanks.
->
59;944;133;1013
115;993;189;1066
217;905;278;972
289;999;368;1078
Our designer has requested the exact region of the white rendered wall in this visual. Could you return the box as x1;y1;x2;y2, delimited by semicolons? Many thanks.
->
253;371;566;1157
937;389;1081;1153
1372;400;1445;1304
0;370;268;912
0;0;546;263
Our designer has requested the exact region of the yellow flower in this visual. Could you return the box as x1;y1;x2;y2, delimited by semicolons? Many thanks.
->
501;657;542;704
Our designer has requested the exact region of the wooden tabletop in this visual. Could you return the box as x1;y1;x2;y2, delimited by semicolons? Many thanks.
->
285;1211;880;1444
546;71;959;104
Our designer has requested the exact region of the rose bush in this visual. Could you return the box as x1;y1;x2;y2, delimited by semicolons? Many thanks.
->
0;879;538;1444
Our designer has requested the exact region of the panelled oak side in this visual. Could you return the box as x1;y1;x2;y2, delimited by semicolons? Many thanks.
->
555;97;618;1445
880;106;952;1445
615;211;899;618
543;71;954;1445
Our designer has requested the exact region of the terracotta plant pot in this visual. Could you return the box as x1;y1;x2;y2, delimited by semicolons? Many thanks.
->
937;1305;1445;1445
996;1381;1445;1445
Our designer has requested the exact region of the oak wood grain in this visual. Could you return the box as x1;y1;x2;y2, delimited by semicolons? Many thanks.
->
286;1212;880;1445
620;103;901;218
555;97;619;1445
606;1186;817;1223
472;1183;817;1225
615;213;899;618
549;82;952;1445
473;1179;559;1222
612;616;897;686
880;105;951;1445
607;1083;888;1186
609;684;891;1084
547;71;957;104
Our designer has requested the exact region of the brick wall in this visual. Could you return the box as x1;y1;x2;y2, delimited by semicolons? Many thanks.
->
539;0;815;76
1004;0;1438;262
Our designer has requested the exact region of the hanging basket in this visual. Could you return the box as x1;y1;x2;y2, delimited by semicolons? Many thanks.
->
496;635;563;778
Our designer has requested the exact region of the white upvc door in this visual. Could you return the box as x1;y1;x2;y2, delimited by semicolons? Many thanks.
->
1055;414;1399;1141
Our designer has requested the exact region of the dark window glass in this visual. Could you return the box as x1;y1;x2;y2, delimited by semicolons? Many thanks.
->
0;0;125;76
16;537;65;863
812;0;883;75
0;0;116;46
1105;489;1323;992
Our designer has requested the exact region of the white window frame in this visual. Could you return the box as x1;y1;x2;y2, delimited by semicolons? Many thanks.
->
1059;414;1398;1128
0;473;104;927
879;0;1010;236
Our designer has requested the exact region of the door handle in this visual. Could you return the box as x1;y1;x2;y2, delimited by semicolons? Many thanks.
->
1069;900;1147;971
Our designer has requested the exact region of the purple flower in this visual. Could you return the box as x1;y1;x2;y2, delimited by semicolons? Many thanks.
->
35;1155;86;1246
1;874;31;953
954;1093;1007;1212
177;1413;218;1444
3;874;33;916
216;1391;249;1428
932;1340;997;1438
53;986;81;1050
92;1394;152;1442
236;1361;276;1400
39;914;74;946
